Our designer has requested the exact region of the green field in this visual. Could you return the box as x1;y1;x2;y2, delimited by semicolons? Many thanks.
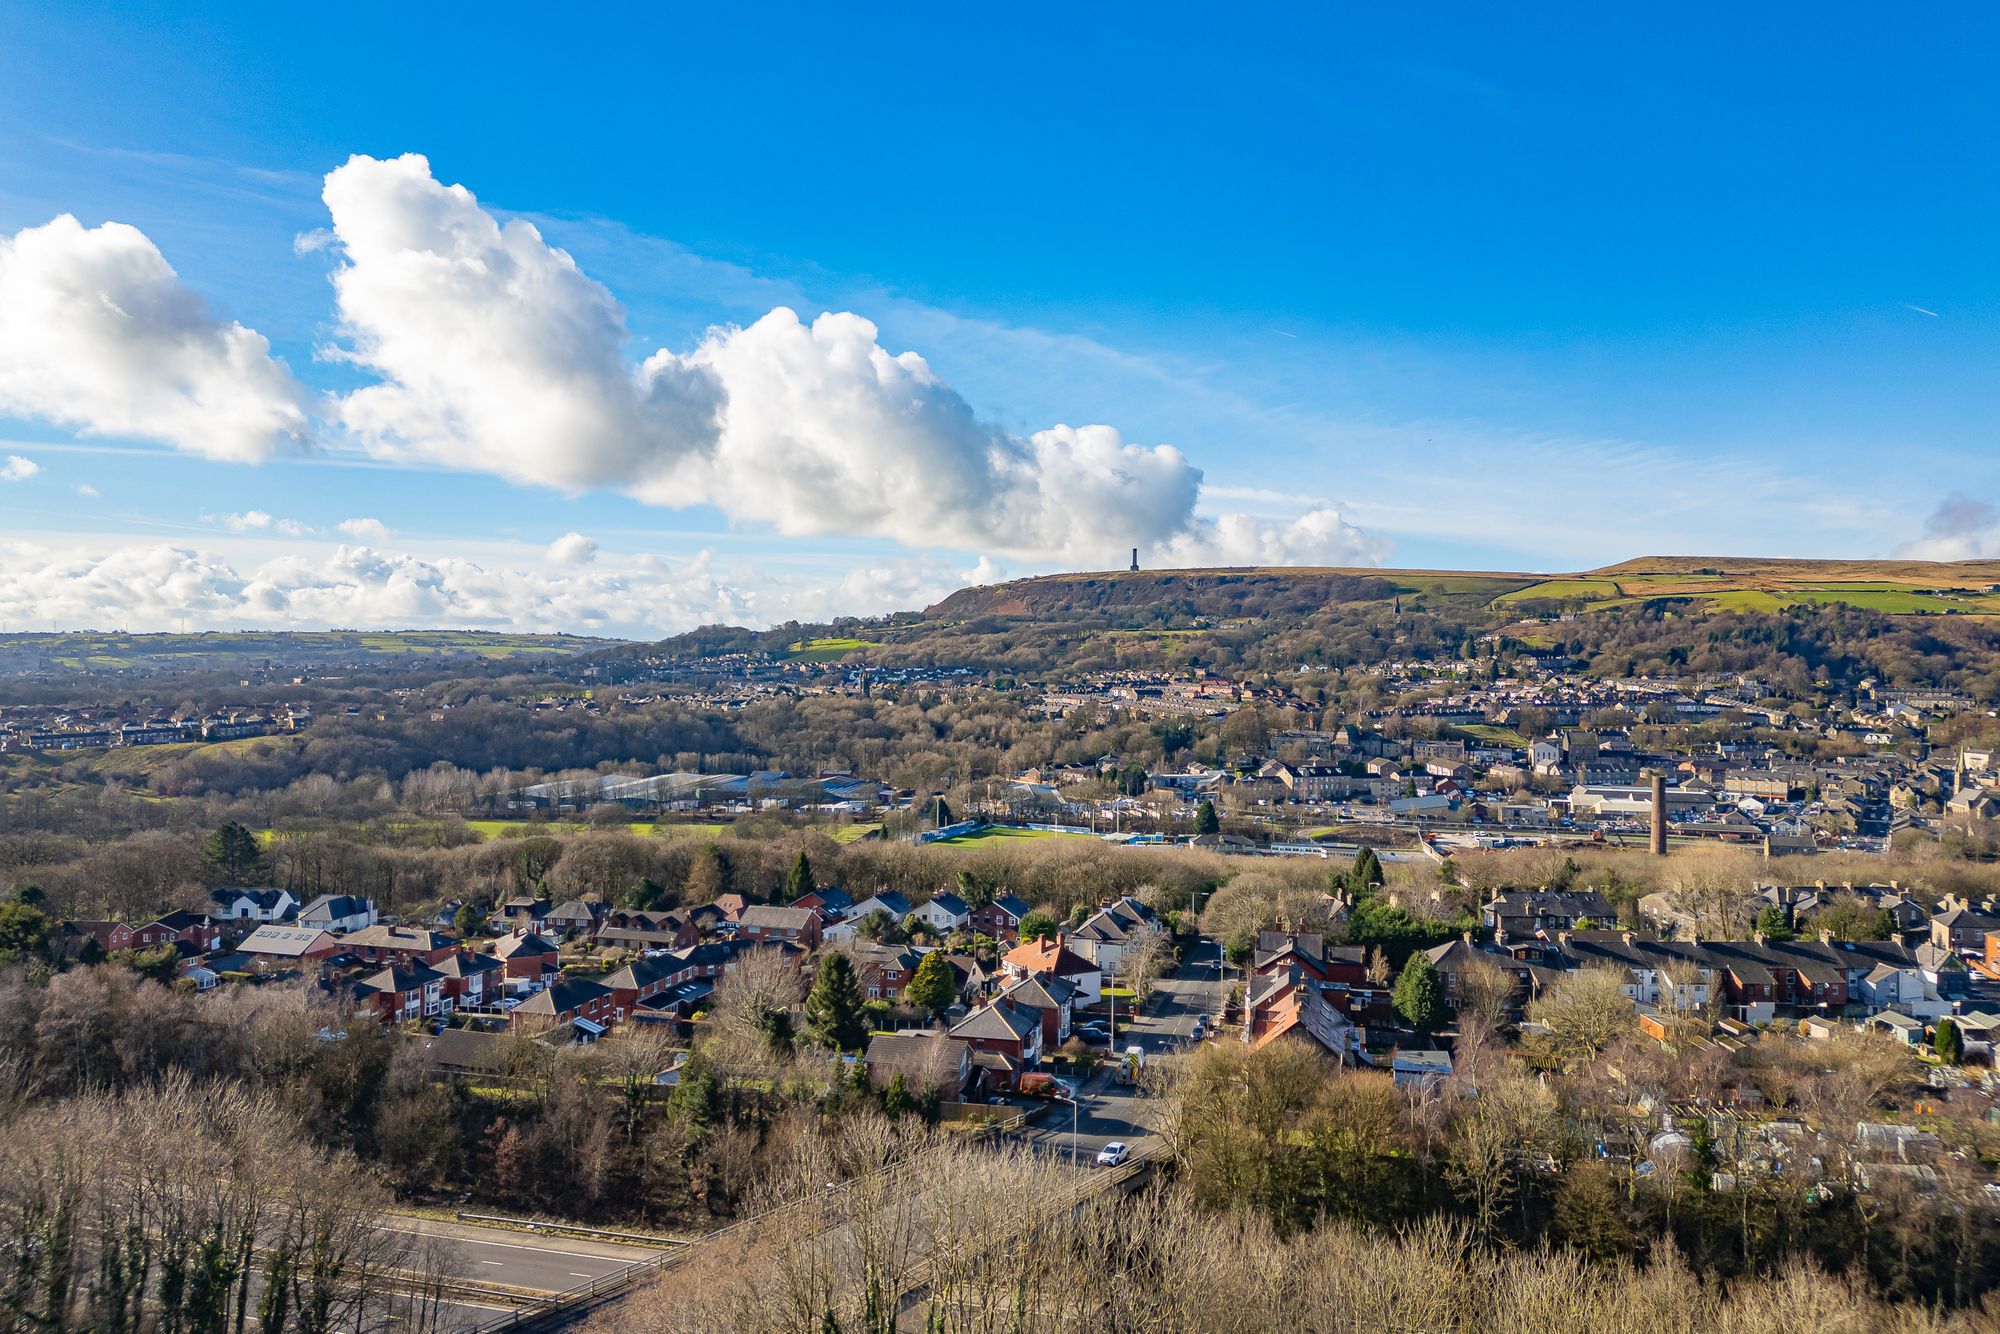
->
1493;578;1621;606
784;636;884;662
1453;722;1531;747
932;825;1094;847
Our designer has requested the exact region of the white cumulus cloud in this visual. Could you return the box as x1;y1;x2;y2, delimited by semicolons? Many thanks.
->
338;516;393;541
1;455;40;482
0;537;981;639
545;531;598;565
0;214;308;460
318;154;1383;568
1896;493;2000;561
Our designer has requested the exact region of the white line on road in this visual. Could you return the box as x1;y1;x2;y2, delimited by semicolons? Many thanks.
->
481;1260;504;1266
570;1272;593;1278
378;1227;657;1261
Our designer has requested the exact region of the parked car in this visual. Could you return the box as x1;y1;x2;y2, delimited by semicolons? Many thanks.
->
1096;1142;1130;1167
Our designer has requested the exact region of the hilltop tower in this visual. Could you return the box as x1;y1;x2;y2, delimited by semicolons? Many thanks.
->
1129;547;1139;572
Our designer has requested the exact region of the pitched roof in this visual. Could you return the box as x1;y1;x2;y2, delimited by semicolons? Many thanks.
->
493;932;560;959
948;999;1041;1043
299;894;370;920
514;977;611;1015
1002;935;1096;979
238;925;335;957
998;972;1078;1011
343;925;454;952
990;894;1031;920
738;905;817;931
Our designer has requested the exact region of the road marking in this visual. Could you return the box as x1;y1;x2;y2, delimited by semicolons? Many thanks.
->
570;1272;593;1278
377;1228;658;1261
481;1260;504;1266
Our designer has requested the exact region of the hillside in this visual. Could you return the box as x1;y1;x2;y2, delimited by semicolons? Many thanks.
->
0;629;621;677
923;567;1535;622
925;556;2000;625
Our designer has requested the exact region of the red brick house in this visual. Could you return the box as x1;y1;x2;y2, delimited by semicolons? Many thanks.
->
968;894;1031;946
995;972;1079;1047
67;919;136;954
137;910;223;954
509;977;615;1032
848;942;922;1002
493;930;562;983
946;998;1044;1083
736;905;823;950
432;950;503;1010
353;962;448;1022
341;925;458;966
1000;934;1101;997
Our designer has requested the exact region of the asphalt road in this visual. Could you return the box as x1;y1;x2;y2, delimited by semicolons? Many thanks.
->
1025;939;1230;1166
382;1214;667;1293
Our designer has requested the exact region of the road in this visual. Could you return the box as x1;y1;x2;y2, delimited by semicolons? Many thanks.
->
1024;939;1229;1166
372;1215;669;1331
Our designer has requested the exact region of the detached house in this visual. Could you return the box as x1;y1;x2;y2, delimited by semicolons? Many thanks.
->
736;905;823;950
236;925;340;971
1070;896;1160;973
911;893;971;935
544;899;606;941
134;909;224;954
864;1030;969;1100
847;942;923;1002
827;892;913;943
210;887;298;923
341;925;458;966
298;894;377;934
968;894;1032;945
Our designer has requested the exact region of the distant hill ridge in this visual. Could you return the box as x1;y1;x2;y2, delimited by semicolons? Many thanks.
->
925;556;2000;622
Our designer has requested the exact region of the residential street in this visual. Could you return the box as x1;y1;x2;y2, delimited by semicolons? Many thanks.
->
1022;937;1229;1165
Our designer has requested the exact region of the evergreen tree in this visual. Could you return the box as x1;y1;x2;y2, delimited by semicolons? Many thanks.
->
1752;905;1794;942
625;877;668;911
783;851;815;902
1193;799;1220;836
1936;1017;1964;1065
805;952;868;1051
1017;909;1059;943
201;822;267;884
881;1072;911;1117
930;796;954;826
0;892;53;963
1393;951;1445;1031
452;902;486;941
1352;846;1385;891
905;950;957;1018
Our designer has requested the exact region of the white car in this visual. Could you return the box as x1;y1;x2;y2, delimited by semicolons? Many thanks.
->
1095;1142;1131;1167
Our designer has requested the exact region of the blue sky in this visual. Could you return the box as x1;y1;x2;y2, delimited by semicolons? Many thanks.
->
3;4;1999;635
